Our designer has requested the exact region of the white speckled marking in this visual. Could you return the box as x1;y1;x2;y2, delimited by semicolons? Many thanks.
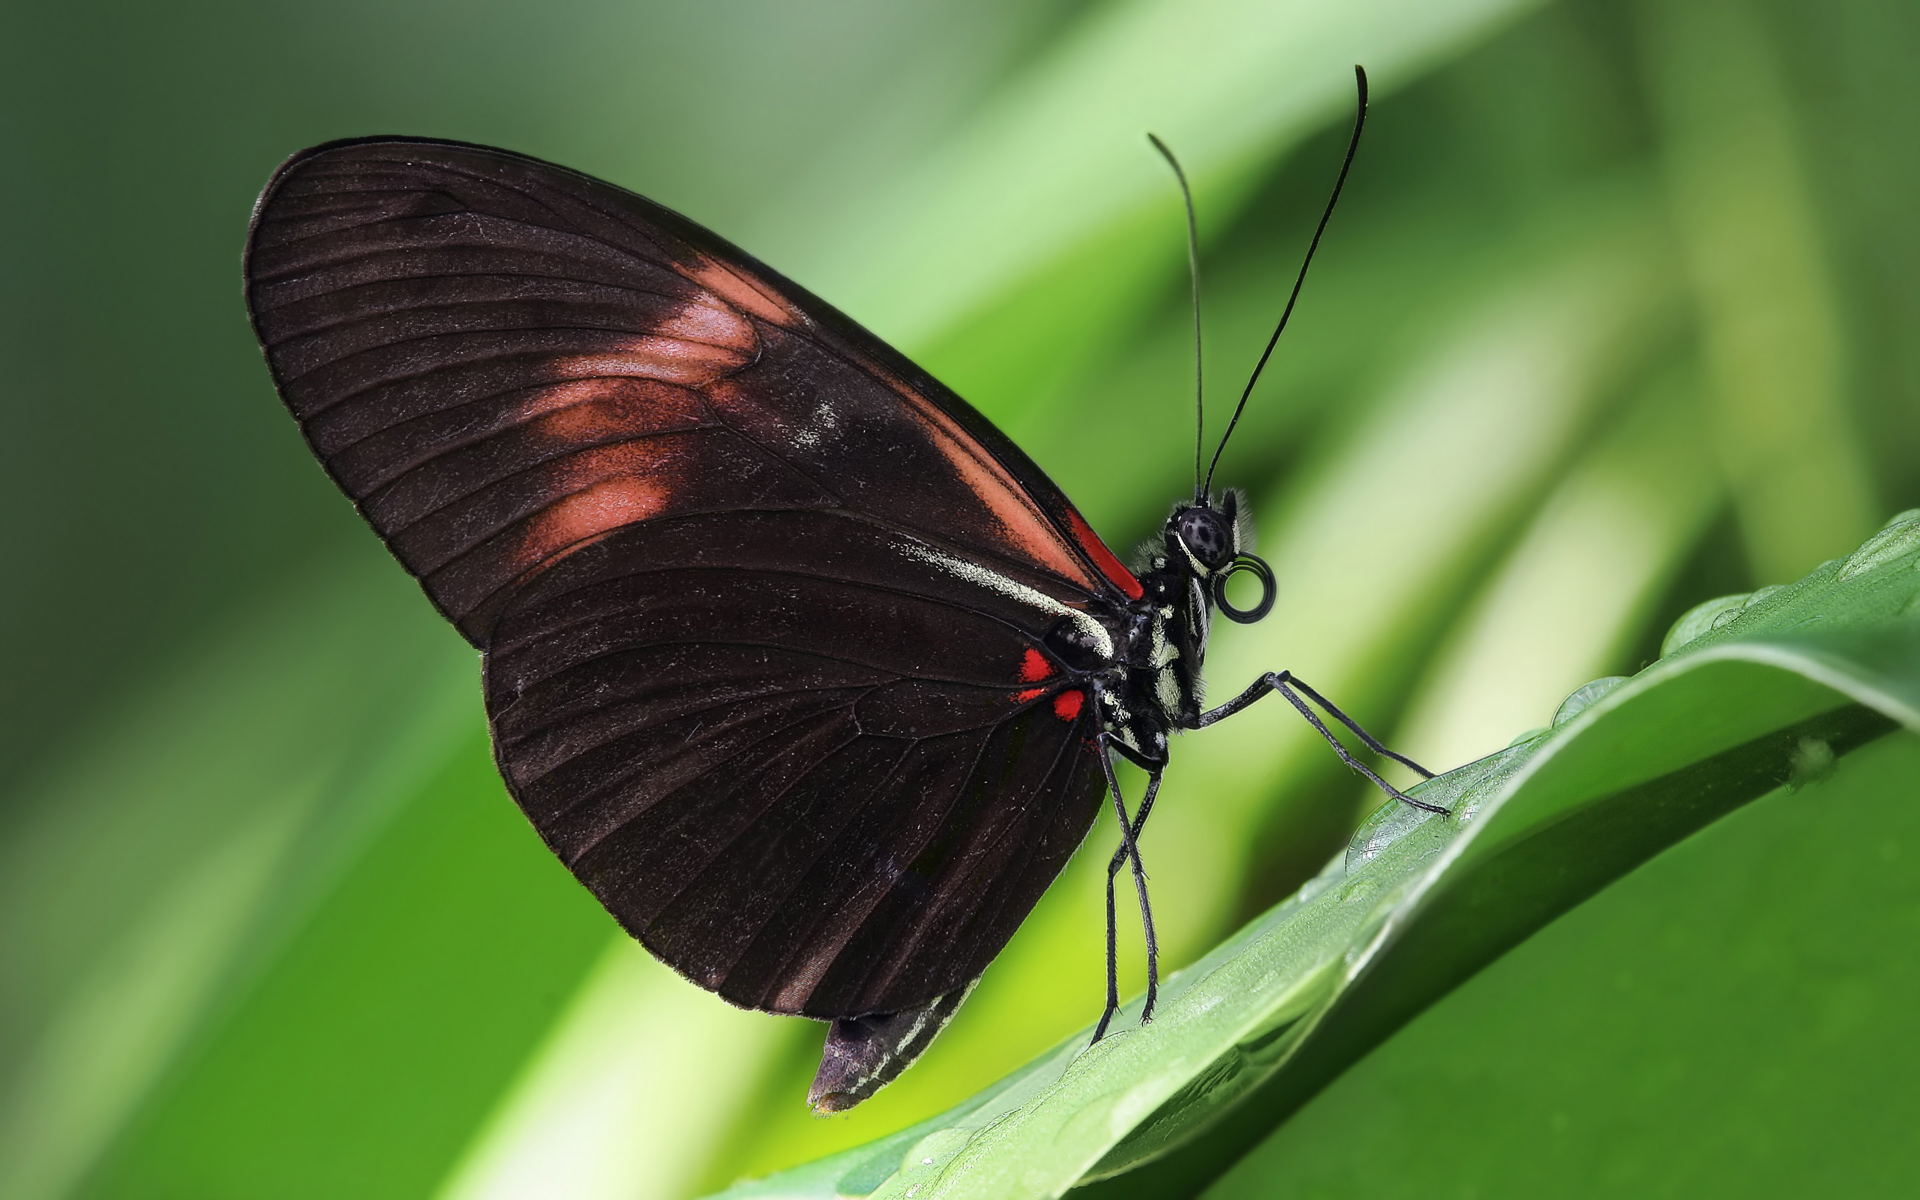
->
896;540;1113;659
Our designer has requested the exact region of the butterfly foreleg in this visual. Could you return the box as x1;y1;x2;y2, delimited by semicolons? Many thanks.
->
1195;671;1448;815
1090;739;1163;1043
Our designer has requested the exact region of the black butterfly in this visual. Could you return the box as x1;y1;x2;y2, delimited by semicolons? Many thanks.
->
243;65;1435;1112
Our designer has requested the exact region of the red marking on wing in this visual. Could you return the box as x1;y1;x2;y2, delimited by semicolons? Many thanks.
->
1066;512;1142;601
1012;688;1046;704
1052;690;1084;721
1017;647;1052;683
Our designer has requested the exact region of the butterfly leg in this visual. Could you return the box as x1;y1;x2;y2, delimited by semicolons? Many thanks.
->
1091;744;1162;1042
1092;765;1164;1042
1282;675;1435;779
1094;842;1121;1044
1196;671;1448;814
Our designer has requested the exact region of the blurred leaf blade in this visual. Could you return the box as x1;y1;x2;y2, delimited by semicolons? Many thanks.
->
1394;358;1723;773
79;726;614;1200
1640;0;1879;581
0;556;477;1200
436;940;792;1200
791;0;1546;351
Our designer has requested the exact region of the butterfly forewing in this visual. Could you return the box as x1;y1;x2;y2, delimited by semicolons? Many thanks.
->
245;139;1135;639
244;138;1135;1018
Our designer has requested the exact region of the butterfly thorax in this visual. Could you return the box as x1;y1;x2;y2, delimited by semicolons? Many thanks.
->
1094;494;1256;765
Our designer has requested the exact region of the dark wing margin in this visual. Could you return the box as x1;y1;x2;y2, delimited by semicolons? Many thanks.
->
243;136;1141;646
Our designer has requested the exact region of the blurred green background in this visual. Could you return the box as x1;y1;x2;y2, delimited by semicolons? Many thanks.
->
2;0;1916;1196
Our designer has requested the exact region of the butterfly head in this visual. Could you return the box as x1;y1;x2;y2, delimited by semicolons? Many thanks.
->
1165;490;1273;624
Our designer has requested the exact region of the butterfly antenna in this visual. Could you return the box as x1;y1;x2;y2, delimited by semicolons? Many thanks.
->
1204;64;1369;498
1148;133;1206;503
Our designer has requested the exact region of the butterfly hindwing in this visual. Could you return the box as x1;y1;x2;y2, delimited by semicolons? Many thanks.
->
484;509;1107;1015
244;138;1136;1017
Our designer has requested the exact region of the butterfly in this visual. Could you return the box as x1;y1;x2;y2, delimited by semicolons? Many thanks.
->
243;65;1435;1112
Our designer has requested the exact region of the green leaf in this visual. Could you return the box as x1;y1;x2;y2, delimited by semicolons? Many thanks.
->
1639;0;1880;582
0;552;615;1200
79;727;615;1200
707;514;1920;1198
0;556;476;1200
1201;683;1920;1197
781;0;1547;353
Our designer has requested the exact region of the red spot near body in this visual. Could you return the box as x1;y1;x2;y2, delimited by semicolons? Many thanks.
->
1013;688;1046;704
1067;511;1143;600
1052;690;1084;721
1017;647;1052;683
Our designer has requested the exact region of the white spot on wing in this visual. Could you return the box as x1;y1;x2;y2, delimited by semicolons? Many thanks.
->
791;399;839;450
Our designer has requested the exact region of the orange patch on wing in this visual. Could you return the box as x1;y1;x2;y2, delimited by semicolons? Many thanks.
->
1012;687;1046;704
514;476;668;569
550;333;749;388
511;377;627;421
542;437;690;492
653;299;757;350
1052;690;1084;721
1017;647;1053;683
1067;511;1143;600
685;255;799;326
537;398;641;444
515;379;708;445
894;402;1099;590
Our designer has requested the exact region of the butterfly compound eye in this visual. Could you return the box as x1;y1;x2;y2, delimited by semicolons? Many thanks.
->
1174;507;1235;571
